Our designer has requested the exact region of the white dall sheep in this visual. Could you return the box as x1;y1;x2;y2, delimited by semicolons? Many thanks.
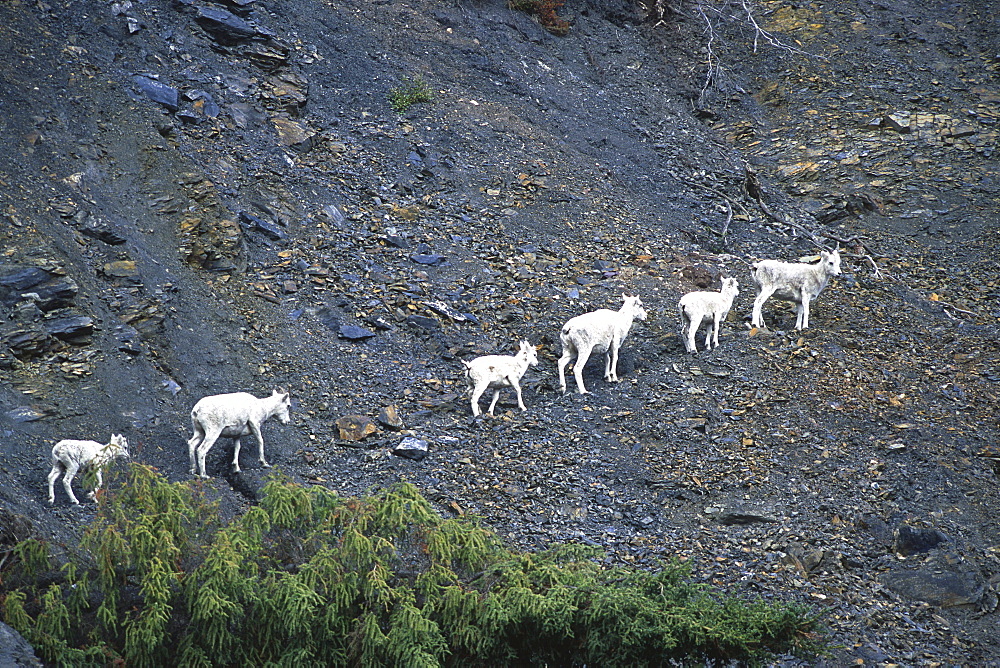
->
187;389;291;479
558;294;647;395
47;433;129;505
678;277;739;354
463;339;539;417
751;249;842;330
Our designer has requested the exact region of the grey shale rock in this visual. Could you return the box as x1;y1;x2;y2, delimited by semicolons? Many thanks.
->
43;314;94;342
377;405;405;430
0;622;41;668
882;568;986;608
133;75;179;111
892;524;949;557
239;211;287;241
193;5;260;45
338;324;375;341
0;266;78;311
393;436;428;461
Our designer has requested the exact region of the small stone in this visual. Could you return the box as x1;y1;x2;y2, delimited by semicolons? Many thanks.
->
133;75;178;111
239;211;287;241
194;5;259;44
406;315;440;331
186;90;220;118
338;324;375;341
392;436;428;461
410;253;446;266
335;415;378;441
717;509;778;525
319;204;345;226
101;260;140;281
382;235;410;249
6;406;50;422
422;300;467;321
79;220;127;245
378;405;405;430
270;116;316;149
882;112;912;133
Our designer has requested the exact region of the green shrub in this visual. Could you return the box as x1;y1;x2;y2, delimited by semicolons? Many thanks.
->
1;464;825;666
388;76;433;113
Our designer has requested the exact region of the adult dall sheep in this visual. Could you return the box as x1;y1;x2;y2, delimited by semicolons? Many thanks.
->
47;433;129;505
187;389;291;479
751;249;842;330
678;277;739;354
558;294;647;395
462;339;539;417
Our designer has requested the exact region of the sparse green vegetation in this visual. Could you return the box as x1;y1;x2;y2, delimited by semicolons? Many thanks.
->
388;76;434;113
1;464;825;666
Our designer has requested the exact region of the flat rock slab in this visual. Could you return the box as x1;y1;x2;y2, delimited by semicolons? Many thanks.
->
338;324;375;341
133;75;178;110
881;568;985;608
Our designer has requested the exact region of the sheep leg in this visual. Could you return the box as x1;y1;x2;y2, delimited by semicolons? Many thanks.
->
685;313;702;354
88;468;103;500
605;340;620;382
752;287;776;329
796;294;811;330
187;422;206;476
470;381;488;416
487;389;502;415
62;461;81;505
47;463;63;504
557;344;575;394
572;345;593;394
709;314;721;349
249;422;270;469
511;378;527;411
194;428;223;479
231;436;243;472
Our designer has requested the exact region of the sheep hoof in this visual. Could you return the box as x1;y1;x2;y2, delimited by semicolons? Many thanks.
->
261;462;271;469
198;474;211;480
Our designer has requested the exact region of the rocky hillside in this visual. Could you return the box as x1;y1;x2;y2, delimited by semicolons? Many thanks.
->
1;0;999;663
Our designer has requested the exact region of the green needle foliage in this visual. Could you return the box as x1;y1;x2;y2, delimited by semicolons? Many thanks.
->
2;464;825;666
388;76;434;113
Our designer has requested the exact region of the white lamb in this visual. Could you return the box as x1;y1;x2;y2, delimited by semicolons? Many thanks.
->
751;249;842;330
462;339;539;416
187;389;291;479
678;277;739;354
558;294;647;395
47;433;129;505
